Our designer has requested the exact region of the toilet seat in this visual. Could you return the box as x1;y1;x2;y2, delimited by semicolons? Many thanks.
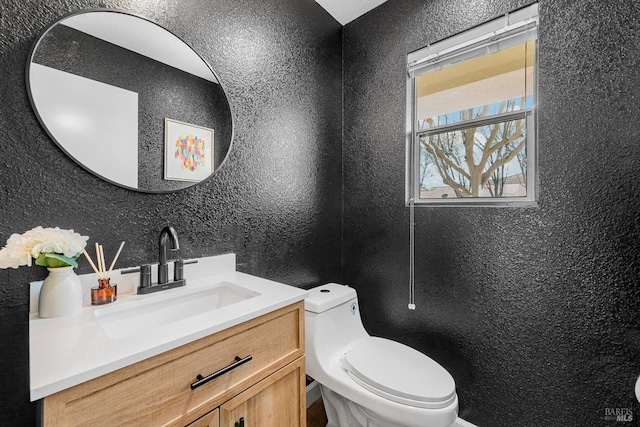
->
341;337;456;409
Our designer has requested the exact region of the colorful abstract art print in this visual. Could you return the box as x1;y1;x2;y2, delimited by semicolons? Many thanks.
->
164;118;214;182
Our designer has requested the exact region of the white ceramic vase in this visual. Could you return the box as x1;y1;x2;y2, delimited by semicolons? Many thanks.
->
38;266;83;318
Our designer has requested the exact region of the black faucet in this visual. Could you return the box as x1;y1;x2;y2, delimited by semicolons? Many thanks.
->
137;226;188;294
158;226;179;285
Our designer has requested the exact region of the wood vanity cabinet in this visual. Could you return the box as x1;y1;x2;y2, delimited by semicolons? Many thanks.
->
41;302;306;427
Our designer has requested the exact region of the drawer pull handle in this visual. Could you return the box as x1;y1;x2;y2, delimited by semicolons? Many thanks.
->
190;355;253;390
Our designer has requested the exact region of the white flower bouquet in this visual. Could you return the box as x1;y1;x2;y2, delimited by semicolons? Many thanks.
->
0;226;89;269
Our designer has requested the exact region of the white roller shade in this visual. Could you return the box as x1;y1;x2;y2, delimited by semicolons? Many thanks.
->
408;3;538;78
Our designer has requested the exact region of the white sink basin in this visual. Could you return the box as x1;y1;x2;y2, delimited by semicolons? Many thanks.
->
95;282;260;339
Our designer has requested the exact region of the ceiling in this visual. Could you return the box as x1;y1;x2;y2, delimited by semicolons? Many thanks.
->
315;0;389;25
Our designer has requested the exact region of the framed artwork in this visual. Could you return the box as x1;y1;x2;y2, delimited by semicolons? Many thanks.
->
164;118;214;182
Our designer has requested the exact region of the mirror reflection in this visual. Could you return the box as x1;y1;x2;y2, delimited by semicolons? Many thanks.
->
27;10;233;192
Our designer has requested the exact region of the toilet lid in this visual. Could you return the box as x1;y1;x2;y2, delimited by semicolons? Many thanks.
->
342;337;456;409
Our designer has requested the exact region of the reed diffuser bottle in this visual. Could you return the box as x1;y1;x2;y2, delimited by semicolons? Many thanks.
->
83;241;124;306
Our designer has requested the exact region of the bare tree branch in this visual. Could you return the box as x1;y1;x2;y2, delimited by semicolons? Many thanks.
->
422;137;471;180
481;137;526;186
480;119;523;168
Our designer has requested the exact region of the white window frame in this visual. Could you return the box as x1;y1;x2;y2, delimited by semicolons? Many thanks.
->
406;3;539;207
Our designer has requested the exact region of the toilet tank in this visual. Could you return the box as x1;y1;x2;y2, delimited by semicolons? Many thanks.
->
305;283;358;314
305;284;369;362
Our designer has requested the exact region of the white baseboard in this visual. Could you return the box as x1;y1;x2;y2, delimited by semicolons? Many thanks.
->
306;380;322;408
453;417;478;427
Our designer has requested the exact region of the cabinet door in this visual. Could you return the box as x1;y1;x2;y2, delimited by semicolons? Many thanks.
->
219;357;305;427
186;409;219;427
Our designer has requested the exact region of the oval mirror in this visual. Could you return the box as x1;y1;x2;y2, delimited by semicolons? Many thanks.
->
27;10;233;193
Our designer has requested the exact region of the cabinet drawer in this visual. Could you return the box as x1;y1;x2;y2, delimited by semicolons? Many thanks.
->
43;301;304;427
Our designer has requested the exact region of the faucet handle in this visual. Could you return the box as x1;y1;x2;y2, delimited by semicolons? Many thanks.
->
174;260;184;281
140;265;152;289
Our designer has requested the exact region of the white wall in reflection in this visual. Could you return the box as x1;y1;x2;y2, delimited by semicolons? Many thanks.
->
30;63;138;188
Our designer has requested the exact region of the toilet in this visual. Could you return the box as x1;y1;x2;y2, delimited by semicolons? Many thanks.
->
305;283;459;427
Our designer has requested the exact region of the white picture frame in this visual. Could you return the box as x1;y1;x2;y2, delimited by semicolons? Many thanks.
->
164;118;214;182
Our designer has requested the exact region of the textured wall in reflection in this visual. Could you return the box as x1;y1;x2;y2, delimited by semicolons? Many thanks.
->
343;0;640;425
0;0;341;423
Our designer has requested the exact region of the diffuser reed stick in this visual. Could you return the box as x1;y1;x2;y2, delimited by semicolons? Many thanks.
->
98;245;106;278
94;242;103;277
106;241;125;277
82;248;101;277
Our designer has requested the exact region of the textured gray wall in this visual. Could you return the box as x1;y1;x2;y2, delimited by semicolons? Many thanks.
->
343;0;640;426
0;0;341;424
3;0;640;425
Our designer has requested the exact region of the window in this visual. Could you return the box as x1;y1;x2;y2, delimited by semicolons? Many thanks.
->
406;3;538;206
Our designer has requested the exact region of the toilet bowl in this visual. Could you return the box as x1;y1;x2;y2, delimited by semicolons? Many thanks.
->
305;283;458;427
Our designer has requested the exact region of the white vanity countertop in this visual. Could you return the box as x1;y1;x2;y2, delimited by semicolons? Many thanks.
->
29;254;308;401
